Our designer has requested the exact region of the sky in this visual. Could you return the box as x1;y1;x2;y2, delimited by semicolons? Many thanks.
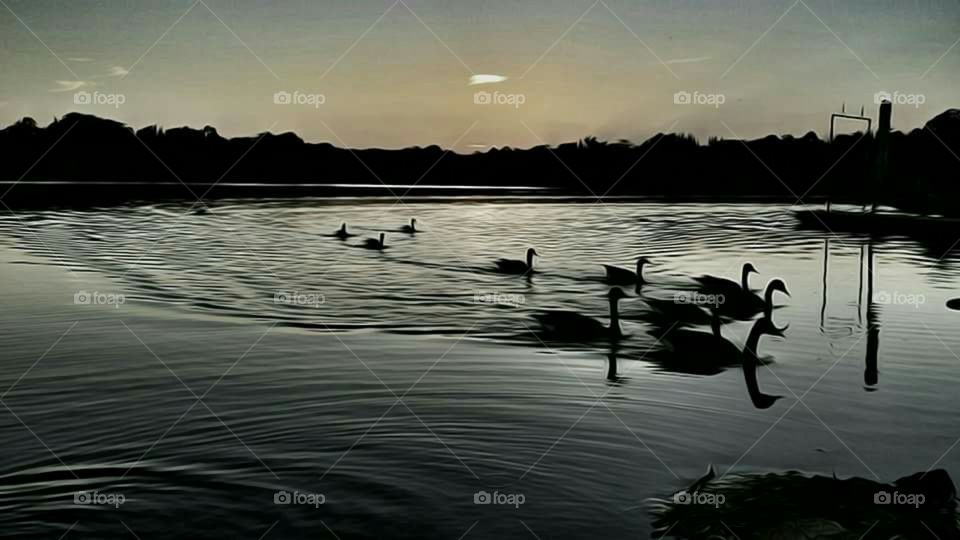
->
0;0;958;149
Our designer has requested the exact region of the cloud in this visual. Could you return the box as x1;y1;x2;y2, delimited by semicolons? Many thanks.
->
67;57;93;62
662;56;712;65
50;80;95;92
108;66;129;77
469;74;508;86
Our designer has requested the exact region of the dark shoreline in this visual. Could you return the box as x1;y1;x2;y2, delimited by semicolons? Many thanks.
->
0;181;851;209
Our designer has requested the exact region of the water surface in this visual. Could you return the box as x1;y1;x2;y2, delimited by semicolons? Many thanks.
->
1;200;958;539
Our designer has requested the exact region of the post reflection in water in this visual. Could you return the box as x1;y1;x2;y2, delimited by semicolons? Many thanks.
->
820;237;881;391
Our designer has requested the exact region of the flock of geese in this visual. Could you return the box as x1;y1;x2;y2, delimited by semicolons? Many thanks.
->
330;219;791;369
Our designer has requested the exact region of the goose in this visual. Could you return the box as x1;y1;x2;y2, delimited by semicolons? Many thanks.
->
602;257;650;285
947;298;960;311
695;262;758;296
534;287;628;341
362;232;387;250
742;317;785;409
400;218;418;234
495;248;538;275
333;222;355;239
720;278;790;320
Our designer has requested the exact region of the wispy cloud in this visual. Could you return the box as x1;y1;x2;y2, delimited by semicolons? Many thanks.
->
108;66;129;77
67;57;94;62
662;56;712;65
50;80;95;92
469;74;508;86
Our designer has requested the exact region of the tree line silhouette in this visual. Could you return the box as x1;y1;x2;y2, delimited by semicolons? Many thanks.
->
1;110;958;212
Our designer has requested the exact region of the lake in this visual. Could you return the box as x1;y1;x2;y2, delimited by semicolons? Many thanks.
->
0;199;958;539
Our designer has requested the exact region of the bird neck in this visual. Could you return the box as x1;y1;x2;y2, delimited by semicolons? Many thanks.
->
608;297;622;336
636;261;645;283
743;323;764;364
710;313;721;337
763;286;776;318
526;252;534;268
741;266;752;290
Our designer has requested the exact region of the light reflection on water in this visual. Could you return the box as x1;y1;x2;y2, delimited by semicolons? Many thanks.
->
0;200;959;539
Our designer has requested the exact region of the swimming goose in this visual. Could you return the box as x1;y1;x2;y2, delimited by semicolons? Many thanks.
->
334;222;355;239
721;278;790;320
603;257;650;285
401;218;418;234
362;232;387;250
534;287;628;341
495;248;538;275
695;262;758;296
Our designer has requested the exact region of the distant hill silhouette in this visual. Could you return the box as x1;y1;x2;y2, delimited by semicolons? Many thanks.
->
1;111;958;211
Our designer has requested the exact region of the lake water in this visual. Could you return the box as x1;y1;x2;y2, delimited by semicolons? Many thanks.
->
0;199;959;539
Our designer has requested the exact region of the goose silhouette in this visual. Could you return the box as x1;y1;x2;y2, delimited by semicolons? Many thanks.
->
534;287;628;341
333;222;356;239
495;247;538;275
720;278;790;320
362;232;387;250
695;262;758;296
400;218;418;234
603;257;651;286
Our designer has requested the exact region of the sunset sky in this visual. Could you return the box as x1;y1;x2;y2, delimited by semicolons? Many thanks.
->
0;0;957;149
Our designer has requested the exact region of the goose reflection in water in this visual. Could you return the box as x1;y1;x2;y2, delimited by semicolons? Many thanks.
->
742;317;787;409
648;311;785;388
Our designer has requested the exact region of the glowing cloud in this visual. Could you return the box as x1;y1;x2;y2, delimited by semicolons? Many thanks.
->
50;80;94;92
662;56;712;65
469;74;508;86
